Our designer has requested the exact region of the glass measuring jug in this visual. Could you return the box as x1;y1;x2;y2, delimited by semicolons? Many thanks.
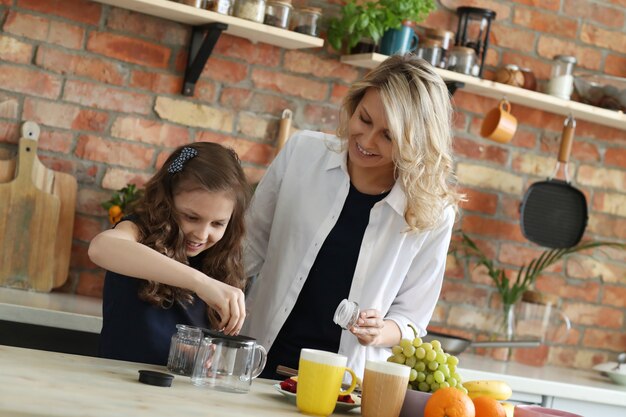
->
515;292;571;343
191;332;267;393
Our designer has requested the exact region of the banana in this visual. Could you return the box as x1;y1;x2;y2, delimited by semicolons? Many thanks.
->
463;380;513;400
501;402;515;417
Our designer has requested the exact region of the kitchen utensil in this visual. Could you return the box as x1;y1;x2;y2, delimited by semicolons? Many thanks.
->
520;115;588;248
613;352;626;371
573;73;626;112
516;290;571;343
191;333;267;393
480;99;518;143
0;122;61;291
0;124;77;289
423;331;541;355
275;109;292;154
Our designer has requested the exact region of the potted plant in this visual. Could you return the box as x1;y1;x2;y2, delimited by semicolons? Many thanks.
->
378;0;435;56
101;184;142;225
327;0;385;54
454;232;625;341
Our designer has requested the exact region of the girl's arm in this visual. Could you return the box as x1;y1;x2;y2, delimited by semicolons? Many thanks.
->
88;221;246;335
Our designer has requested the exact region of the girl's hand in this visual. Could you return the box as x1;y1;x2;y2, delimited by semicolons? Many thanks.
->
195;276;246;336
349;309;385;346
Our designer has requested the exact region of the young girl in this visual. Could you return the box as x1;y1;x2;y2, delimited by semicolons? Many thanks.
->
89;142;251;365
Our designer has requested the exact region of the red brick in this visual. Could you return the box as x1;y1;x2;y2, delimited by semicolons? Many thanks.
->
102;168;151;191
498;243;545;268
63;80;152;115
440;281;489;306
422;10;457;29
38;130;73;153
583;328;626;352
537;36;603;71
538;131;600;163
76;188;112;215
194;79;217;103
331;84;349;106
5;12;85;49
0;34;33;64
248;93;295;115
575;120;626;145
23;98;108;132
251;69;329;101
204;57;248;83
510;0;560;10
605;54;626;77
130;70;181;94
244;166;266;185
0;63;62;99
500;195;522;220
512;345;550;367
70;242;97;269
603;285;626;308
284;50;359;82
0;0;11;4
87;32;171;69
155;150;172;170
560;281;601;303
606;147;626;168
509;129;537;149
36;46;126;86
459;187;498;215
514;9;578;39
461;215;526;242
73;214;104;243
491;24;536;53
0;93;19;120
563;302;623;328
76;270;105;298
440;0;512;19
510;105;567;132
452;111;467;130
452;91;499;114
106;8;188;46
580;23;626;54
587;213;626;240
214;35;280;67
219;88;253;110
195;131;274;166
564;0;625;28
17;0;102;25
111;116;190;148
303;104;339;132
75;135;154;170
444;252;465;279
453;136;509;166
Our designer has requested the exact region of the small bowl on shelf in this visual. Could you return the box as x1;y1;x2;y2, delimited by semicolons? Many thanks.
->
572;73;626;112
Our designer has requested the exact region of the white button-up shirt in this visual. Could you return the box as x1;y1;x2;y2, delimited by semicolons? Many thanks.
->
242;130;455;378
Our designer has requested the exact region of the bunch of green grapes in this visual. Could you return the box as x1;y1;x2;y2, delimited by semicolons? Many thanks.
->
387;325;468;394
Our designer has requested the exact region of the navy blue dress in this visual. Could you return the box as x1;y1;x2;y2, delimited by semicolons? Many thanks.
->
99;248;211;365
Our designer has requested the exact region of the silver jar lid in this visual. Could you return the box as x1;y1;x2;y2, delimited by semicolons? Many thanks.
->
553;55;577;64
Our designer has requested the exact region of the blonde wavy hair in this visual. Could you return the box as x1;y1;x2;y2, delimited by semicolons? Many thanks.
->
337;54;463;231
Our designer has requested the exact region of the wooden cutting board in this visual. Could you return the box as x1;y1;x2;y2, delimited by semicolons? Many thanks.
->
0;123;61;291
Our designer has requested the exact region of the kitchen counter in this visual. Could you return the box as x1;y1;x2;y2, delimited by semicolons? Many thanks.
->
0;345;357;416
458;353;626;415
0;287;102;333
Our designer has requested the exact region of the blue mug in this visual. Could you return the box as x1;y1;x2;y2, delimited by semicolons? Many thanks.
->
379;26;419;55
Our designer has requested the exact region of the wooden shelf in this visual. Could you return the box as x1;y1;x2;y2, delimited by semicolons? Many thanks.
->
92;0;324;49
341;53;626;131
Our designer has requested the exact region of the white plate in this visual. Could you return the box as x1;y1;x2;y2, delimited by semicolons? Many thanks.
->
272;384;361;411
592;362;626;386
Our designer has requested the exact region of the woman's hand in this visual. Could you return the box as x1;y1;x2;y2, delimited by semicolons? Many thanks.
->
195;276;246;336
349;309;385;346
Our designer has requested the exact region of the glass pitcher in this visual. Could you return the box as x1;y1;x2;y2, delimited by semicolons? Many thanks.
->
515;292;571;343
191;332;267;393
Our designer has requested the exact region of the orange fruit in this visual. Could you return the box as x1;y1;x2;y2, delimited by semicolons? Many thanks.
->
108;205;122;217
424;387;475;417
472;396;506;417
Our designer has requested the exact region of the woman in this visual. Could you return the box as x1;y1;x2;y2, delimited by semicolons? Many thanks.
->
243;55;462;378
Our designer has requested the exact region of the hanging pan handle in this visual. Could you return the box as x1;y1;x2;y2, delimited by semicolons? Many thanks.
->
557;115;576;164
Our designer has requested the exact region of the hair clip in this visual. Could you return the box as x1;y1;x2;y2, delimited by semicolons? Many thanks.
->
168;147;198;174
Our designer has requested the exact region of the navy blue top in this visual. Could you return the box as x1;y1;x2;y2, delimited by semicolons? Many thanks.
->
260;183;387;379
99;233;210;365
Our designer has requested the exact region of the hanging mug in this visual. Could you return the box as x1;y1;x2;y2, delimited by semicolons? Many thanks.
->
480;99;518;143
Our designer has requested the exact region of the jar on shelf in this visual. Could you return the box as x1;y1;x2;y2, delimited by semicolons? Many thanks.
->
292;6;322;37
417;38;443;68
546;55;577;100
233;0;266;23
446;46;476;75
264;0;293;29
179;0;206;8
167;324;203;376
206;0;233;15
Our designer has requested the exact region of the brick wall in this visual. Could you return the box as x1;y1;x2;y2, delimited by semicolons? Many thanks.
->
0;0;624;369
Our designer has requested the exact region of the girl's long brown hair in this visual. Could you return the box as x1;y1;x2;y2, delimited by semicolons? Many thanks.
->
128;142;251;329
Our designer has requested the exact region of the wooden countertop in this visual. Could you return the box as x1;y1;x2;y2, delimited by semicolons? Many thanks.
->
0;287;102;333
0;345;358;416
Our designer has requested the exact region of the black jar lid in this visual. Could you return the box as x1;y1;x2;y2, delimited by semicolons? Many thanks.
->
138;370;174;387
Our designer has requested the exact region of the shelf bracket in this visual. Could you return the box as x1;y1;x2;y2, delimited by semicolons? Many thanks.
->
183;22;228;96
445;81;465;96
